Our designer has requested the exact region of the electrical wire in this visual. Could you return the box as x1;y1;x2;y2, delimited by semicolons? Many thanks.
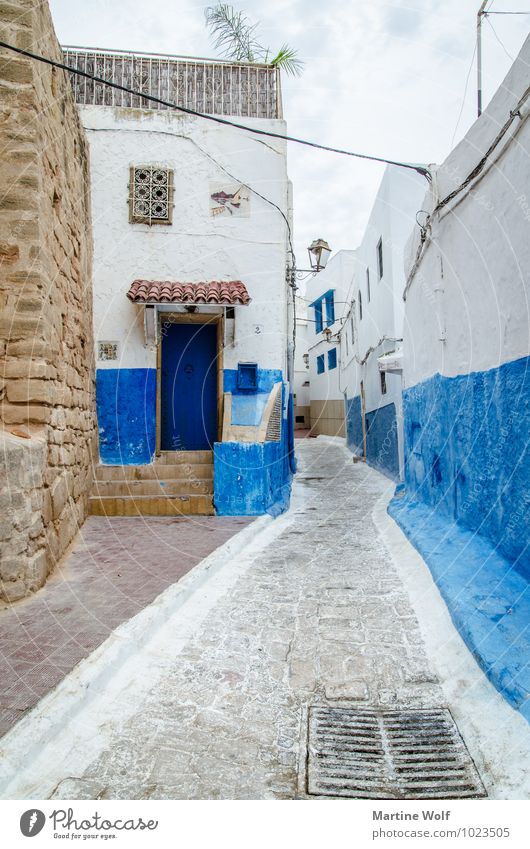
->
485;16;515;61
404;79;530;299
0;40;431;180
451;41;477;147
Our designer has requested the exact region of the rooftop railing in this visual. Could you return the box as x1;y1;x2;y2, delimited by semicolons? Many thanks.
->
62;46;283;119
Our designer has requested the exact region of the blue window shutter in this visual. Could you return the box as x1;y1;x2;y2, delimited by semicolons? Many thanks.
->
328;348;337;370
317;354;325;374
325;291;335;326
314;300;323;333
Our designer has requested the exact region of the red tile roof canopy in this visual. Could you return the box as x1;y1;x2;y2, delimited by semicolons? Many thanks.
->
127;280;251;305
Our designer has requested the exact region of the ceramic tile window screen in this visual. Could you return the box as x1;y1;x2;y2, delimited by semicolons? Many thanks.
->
98;341;119;361
130;167;173;224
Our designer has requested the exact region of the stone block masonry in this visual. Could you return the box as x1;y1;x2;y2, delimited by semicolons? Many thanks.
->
0;0;96;601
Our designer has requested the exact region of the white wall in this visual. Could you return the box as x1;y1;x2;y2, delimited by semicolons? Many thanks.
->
403;34;530;388
80;106;290;374
340;165;427;409
339;165;427;477
306;250;356;402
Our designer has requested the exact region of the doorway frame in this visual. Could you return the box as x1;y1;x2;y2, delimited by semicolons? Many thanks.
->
156;311;224;456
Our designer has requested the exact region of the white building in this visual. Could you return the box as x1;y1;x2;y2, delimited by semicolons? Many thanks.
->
340;166;427;479
64;47;294;516
305;250;356;436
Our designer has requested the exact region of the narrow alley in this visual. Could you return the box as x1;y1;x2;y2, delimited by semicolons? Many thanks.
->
1;438;528;801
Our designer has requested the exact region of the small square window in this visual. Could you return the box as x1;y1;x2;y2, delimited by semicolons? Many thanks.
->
237;362;258;390
328;348;337;370
316;354;325;374
129;166;173;225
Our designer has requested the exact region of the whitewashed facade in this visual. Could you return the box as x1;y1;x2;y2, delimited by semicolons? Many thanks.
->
340;166;427;479
388;35;530;722
305;251;356;436
68;47;294;516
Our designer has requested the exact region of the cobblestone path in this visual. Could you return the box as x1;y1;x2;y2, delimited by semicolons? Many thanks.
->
50;438;447;800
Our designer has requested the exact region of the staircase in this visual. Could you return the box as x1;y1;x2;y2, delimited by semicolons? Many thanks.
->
89;450;215;516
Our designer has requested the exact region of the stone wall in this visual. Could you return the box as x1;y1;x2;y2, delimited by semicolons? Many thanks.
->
0;0;96;601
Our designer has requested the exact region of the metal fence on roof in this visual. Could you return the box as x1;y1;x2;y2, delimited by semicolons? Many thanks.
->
62;47;283;119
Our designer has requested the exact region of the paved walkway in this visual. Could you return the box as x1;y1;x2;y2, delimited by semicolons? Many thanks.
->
1;438;529;799
0;515;251;737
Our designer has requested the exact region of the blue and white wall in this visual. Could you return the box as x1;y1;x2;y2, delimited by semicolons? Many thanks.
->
340;166;427;480
389;36;530;719
80;100;293;513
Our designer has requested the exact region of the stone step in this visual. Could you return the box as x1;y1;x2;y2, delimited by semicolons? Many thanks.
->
94;464;214;482
92;479;213;497
155;450;213;464
89;494;215;517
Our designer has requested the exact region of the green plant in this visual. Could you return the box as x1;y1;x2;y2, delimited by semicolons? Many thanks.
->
205;4;304;76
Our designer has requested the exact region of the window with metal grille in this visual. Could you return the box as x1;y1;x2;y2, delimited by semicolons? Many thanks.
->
129;166;174;225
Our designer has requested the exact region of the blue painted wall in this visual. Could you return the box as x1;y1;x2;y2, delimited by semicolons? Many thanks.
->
389;492;530;721
388;354;530;721
345;396;400;480
401;356;530;577
224;368;283;395
96;368;156;465
231;393;270;426
345;395;363;455
365;402;400;481
214;380;293;516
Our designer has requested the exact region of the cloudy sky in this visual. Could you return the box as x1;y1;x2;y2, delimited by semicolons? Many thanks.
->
49;0;529;261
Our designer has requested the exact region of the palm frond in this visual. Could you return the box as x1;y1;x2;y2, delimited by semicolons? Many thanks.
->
205;4;258;62
269;44;304;77
204;5;304;76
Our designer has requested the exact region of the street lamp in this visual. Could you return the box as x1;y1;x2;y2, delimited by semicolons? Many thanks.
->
308;238;332;272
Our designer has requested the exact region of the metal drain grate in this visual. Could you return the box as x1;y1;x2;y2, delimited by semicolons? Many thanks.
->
307;706;486;799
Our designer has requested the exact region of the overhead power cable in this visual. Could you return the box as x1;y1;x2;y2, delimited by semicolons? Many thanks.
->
0;40;431;181
486;16;515;61
404;79;530;300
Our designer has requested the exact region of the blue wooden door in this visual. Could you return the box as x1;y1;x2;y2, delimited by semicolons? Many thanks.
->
160;322;218;450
